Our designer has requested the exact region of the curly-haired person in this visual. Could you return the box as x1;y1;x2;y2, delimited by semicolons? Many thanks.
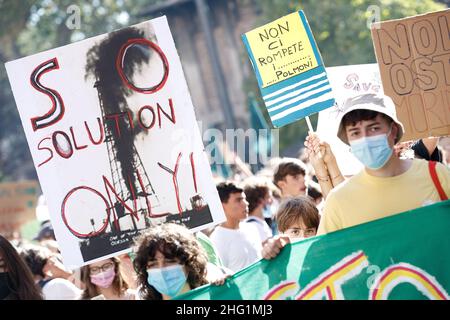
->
133;223;225;300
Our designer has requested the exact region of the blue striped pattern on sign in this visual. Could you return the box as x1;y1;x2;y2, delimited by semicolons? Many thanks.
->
241;10;336;128
261;66;335;127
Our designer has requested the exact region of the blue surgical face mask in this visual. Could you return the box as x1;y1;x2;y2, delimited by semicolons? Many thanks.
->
146;264;187;298
350;128;393;170
262;205;272;219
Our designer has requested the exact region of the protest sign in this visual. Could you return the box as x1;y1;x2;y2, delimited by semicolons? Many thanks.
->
179;200;450;300
317;64;382;176
371;9;450;142
5;17;225;268
0;181;40;235
242;11;335;127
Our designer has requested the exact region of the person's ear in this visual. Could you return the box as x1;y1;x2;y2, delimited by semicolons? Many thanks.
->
390;123;398;144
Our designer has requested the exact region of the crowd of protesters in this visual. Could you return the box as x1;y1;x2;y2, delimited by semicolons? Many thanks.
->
1;94;450;300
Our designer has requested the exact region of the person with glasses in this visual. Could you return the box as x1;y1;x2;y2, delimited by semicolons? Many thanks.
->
261;196;320;260
80;257;137;300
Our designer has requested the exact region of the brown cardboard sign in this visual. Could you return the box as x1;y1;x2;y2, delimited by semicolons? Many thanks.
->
371;10;450;142
0;181;40;234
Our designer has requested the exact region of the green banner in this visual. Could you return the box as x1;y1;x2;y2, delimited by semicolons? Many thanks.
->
178;200;450;300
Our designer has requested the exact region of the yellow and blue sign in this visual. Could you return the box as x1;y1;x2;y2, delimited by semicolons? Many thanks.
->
242;11;335;127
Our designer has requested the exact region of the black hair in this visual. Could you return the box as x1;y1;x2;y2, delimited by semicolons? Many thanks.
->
342;109;393;129
216;181;243;203
19;244;50;278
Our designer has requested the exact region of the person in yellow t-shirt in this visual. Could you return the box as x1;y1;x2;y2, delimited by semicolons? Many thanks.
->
317;93;450;235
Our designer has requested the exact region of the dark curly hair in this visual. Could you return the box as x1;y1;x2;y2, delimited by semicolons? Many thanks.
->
133;223;208;300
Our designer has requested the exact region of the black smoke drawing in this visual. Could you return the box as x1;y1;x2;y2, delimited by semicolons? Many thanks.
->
77;25;213;262
85;27;151;194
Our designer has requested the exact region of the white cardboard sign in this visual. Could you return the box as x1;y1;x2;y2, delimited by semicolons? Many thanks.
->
6;17;225;269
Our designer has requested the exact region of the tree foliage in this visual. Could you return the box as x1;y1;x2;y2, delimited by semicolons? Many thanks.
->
0;0;159;181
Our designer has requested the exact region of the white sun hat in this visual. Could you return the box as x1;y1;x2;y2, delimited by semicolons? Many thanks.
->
336;93;405;145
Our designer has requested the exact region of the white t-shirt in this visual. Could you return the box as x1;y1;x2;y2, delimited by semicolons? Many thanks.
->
205;262;233;283
42;278;82;300
245;216;273;242
210;224;262;273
